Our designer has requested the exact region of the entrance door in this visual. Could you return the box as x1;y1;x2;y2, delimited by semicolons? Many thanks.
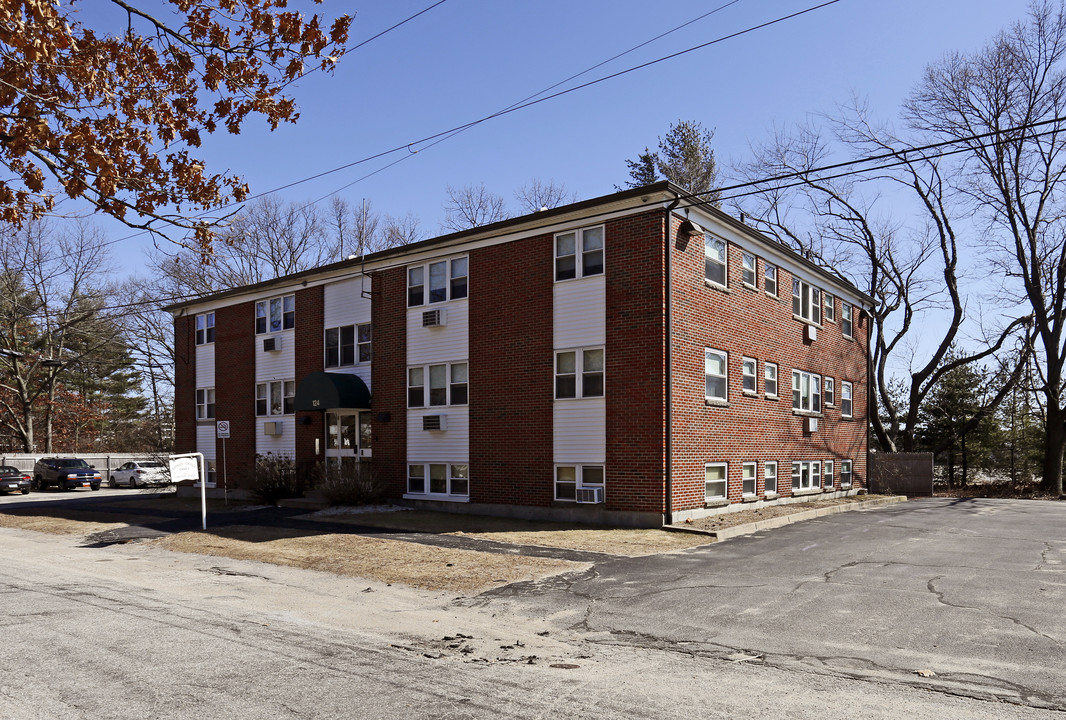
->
324;410;372;470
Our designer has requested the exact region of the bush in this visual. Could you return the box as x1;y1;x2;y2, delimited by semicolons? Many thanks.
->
313;461;385;507
250;453;304;505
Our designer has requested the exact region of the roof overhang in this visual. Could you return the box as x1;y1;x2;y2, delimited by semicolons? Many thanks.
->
294;372;371;412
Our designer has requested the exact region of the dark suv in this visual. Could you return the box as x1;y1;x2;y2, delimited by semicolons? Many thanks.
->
33;457;102;491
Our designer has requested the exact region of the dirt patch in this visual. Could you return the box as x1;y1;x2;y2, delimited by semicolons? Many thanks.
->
153;526;584;594
308;510;715;557
680;495;893;532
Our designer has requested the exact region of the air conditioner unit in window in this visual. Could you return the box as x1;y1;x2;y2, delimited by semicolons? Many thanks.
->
422;308;446;327
805;324;817;342
263;336;282;352
806;417;819;433
576;487;604;504
422;414;447;431
263;421;283;436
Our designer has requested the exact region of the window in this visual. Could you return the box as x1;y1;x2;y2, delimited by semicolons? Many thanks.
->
791;461;819;491
195;388;215;420
765;362;778;397
255;295;295;334
705;463;727;500
408;363;468;407
824;377;835;406
255;380;294;416
824;293;835;322
792;278;822;324
705;349;728;402
841;460;853;487
824;460;834;490
765;263;778;296
742;357;757;394
841;381;853;418
555;464;604;501
704;235;727;287
742;462;757;496
842;302;854;339
555;348;604;399
765;461;778;494
742;252;757;287
792;370;822;413
408;258;469;306
324;323;370;367
206;460;217;485
195;312;215;345
357;324;372;362
555;226;604;281
408;463;470;497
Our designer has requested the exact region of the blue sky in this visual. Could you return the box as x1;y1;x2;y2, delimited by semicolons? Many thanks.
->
89;0;1034;275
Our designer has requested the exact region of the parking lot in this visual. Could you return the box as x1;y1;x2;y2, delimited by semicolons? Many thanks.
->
0;484;174;505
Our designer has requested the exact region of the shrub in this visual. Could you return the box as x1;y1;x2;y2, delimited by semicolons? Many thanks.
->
250;453;304;505
313;461;386;507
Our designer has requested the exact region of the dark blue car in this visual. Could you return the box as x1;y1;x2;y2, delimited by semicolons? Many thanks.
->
32;458;102;491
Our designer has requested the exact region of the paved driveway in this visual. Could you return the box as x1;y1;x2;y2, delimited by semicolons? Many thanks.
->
471;498;1066;711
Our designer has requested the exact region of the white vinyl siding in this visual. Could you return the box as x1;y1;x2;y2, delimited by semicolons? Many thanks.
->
407;300;469;366
553;274;606;348
323;277;373;387
553;399;606;465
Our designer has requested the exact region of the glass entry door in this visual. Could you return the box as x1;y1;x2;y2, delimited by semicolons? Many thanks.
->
325;410;372;469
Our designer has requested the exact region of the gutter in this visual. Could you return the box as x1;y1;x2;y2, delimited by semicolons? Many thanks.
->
664;194;681;526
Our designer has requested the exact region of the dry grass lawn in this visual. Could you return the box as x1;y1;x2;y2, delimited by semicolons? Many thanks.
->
681;494;892;532
0;512;128;536
154;526;583;594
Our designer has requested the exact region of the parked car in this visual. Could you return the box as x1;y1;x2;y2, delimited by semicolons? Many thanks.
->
109;461;170;488
0;466;31;495
32;457;102;491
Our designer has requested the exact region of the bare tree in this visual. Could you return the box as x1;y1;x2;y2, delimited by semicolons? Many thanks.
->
380;213;424;247
904;0;1066;494
441;184;509;232
514;179;577;213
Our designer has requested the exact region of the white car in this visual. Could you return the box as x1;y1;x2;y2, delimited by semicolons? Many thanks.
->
109;461;170;488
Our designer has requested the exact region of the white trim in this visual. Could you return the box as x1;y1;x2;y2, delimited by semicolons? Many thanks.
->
741;461;757;496
705;462;728;501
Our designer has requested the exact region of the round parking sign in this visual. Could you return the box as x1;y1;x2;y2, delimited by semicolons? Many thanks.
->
216;421;230;439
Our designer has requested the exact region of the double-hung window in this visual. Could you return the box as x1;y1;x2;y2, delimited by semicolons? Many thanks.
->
408;363;469;407
824;460;834;489
742;252;757;287
324;323;372;367
792;460;819;491
765;263;778;296
841;460;853;487
842;302;854;339
408;258;469;306
824;377;835;406
256;380;295;416
824;293;835;322
255;295;295;334
195;388;215;420
555;465;604;501
742;462;757;496
841;381;853;418
764;461;778;494
792;278;822;324
555;226;604;281
704;234;727;287
792;370;822;413
764;362;779;397
705;349;728;402
742;357;757;394
705;463;728;500
195;312;215;345
555;348;604;399
408;463;469;497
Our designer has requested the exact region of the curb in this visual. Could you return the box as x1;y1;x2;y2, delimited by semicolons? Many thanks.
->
663;496;908;540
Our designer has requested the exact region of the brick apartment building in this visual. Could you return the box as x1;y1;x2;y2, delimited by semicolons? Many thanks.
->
169;181;871;527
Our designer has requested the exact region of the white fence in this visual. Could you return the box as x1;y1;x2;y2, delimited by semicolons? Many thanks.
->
0;453;167;480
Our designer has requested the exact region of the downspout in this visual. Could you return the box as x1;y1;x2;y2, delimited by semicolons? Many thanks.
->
664;195;681;526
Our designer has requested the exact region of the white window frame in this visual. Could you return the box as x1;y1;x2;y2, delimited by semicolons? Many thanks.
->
824;376;835;407
792;370;822;413
554;464;605;502
742;357;757;394
195;387;215;420
206;460;217;486
324;323;372;368
764;461;778;494
841;381;853;418
256;380;295;416
792;278;822;325
841;460;853;487
195;312;215;345
824;293;835;322
764;362;779;398
408;257;469;306
704;234;727;288
407;362;469;408
764;263;778;296
406;463;470;498
705;348;728;403
255;295;295;334
742;252;757;287
705;462;728;501
555;226;604;282
554;348;604;399
842;302;854;339
791;460;819;491
742;461;757;496
824;460;834;490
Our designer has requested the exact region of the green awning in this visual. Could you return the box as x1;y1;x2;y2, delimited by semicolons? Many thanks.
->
294;372;371;412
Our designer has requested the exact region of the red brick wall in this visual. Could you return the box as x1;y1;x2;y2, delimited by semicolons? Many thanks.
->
469;233;555;506
213;302;256;488
605;211;668;513
370;268;408;496
669;217;868;511
294;286;325;472
173;314;196;454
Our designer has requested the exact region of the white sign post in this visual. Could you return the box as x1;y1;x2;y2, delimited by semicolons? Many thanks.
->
216;421;230;505
169;453;205;529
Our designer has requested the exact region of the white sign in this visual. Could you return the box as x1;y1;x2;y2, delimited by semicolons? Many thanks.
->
169;457;200;483
216;420;230;439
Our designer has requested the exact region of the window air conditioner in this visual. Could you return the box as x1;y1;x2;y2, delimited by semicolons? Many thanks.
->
804;324;817;342
422;309;446;327
576;487;604;504
263;337;282;352
263;421;283;436
422;414;447;431
806;417;819;433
